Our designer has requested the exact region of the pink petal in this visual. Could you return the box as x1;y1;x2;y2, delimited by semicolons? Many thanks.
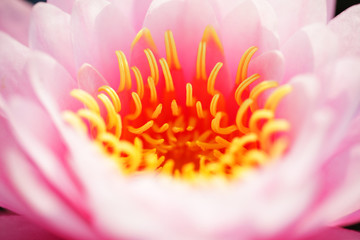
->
0;32;33;100
143;0;219;80
93;1;136;89
27;52;80;112
77;63;108;95
70;0;109;70
329;4;360;58
0;143;97;240
47;0;75;13
0;0;32;45
0;213;62;240
29;3;76;76
299;227;360;240
221;0;279;80
280;29;313;82
267;0;331;43
248;50;285;82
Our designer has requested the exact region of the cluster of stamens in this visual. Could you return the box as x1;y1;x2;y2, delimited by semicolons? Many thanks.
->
63;26;292;183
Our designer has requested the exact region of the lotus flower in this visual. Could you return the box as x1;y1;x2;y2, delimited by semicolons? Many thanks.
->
1;0;360;239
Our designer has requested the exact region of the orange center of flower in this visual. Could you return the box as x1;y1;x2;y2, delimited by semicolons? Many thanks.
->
63;26;292;183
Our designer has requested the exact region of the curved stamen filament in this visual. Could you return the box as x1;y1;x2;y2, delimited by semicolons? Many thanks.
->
144;49;159;85
265;85;292;113
70;89;100;114
236;46;258;84
236;98;253;133
159;58;175;92
186;83;194;107
165;30;181;70
128;120;154;134
211;112;237;135
147;77;158;103
196;101;205;119
127;92;142;120
116;50;132;91
207;62;223;95
131;67;145;99
249;81;278;111
249;109;274;134
210;94;220;117
235;73;260;105
98;86;121;112
151;104;163;119
260;119;290;151
196;42;207;80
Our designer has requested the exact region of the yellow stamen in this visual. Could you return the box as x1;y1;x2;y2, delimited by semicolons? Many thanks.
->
235;73;260;105
98;86;121;112
142;133;165;145
147;77;158;103
236;46;258;84
131;66;145;99
131;28;157;52
207;62;223;95
159;58;175;92
127;92;142;120
115;50;132;91
70;89;100;114
144;49;159;85
171;99;180;116
165;30;181;70
196;101;205;118
151;104;163;119
97;93;117;129
202;25;223;52
196;42;207;80
211;112;238;135
236;98;253;133
128;120;154;134
186;83;194;107
210;93;220;117
260;119;290;151
77;109;106;136
249;109;274;134
264;85;292;113
249;80;278;111
62;111;88;133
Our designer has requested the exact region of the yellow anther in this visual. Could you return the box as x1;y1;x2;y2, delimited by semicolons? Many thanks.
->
166;128;177;143
186;83;194;107
265;85;292;113
164;30;181;70
115;50;132;91
260;119;290;151
182;163;195;181
211;112;238;135
202;25;223;52
144;48;159;85
96;133;119;155
242;150;268;166
270;137;289;158
196;101;205;119
128;120;154;134
235;73;260;105
62;111;88;133
70;89;100;114
98;86;121;112
171;99;180;116
236;98;253;134
97;93;117;129
131;28;157;52
207;62;223;95
131;67;145;99
159;58;175;92
215;136;231;147
77;109;106;137
229;133;258;155
142;133;165;145
153;123;169;133
210;94;220;117
187;117;196;131
172;126;184;133
196;141;225;150
236;46;258;84
147;77;158;103
198;130;212;141
249;80;278;111
127;92;142;120
249;109;274;134
116;140;142;172
196;41;207;80
162;159;175;175
151;104;163;119
213;149;223;159
114;114;122;139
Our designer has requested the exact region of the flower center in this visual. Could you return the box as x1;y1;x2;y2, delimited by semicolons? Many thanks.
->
63;26;292;183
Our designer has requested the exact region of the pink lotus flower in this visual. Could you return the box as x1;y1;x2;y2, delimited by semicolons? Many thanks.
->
1;0;360;239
